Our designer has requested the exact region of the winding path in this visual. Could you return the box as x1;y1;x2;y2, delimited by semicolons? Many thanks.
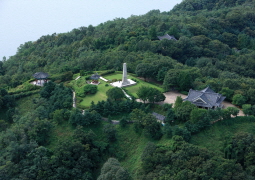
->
72;91;76;108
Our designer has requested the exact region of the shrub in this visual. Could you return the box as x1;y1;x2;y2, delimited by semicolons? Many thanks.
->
80;70;87;76
84;84;98;95
85;75;91;80
180;91;188;95
163;124;173;138
131;78;139;83
174;126;191;142
103;124;117;142
232;94;246;107
106;87;125;101
120;116;129;128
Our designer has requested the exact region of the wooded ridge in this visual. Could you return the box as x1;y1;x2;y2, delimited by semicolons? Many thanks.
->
1;0;255;179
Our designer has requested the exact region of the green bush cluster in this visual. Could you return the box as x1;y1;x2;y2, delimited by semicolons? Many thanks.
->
9;83;40;95
12;90;40;100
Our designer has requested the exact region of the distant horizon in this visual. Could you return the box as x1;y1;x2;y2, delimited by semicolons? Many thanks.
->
0;0;181;59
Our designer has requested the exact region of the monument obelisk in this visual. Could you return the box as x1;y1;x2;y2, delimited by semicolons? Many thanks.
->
110;63;136;87
121;63;129;86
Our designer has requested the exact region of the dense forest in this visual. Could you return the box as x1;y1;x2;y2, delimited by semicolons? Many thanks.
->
2;0;255;179
1;0;255;106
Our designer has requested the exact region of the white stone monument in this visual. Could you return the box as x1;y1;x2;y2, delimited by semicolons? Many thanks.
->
121;63;129;86
111;63;136;88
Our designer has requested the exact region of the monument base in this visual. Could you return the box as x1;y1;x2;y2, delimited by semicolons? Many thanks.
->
110;79;136;88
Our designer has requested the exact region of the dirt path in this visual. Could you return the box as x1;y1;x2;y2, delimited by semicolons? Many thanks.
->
159;91;187;106
222;101;244;116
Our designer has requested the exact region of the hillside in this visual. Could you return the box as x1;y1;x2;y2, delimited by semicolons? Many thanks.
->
1;0;255;179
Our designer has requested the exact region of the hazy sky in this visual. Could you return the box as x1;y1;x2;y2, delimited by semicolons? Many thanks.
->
0;0;182;59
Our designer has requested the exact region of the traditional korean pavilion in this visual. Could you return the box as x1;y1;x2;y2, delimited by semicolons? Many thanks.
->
90;73;100;83
183;87;226;109
33;72;49;85
90;73;100;80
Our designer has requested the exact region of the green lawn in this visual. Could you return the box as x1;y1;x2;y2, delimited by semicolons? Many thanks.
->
68;76;113;108
104;73;123;80
70;73;164;108
79;79;114;108
123;77;164;98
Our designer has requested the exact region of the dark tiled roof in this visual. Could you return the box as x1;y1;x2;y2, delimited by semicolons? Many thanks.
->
90;73;100;80
33;72;49;79
201;86;215;93
152;112;165;121
157;34;177;41
184;87;225;108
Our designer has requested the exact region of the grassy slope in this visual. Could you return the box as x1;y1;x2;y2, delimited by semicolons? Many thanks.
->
114;124;174;179
190;118;255;156
15;93;40;114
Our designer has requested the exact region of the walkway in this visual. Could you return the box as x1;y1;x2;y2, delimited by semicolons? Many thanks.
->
72;91;76;108
121;89;132;100
75;76;81;80
222;101;244;116
72;76;81;108
100;77;108;82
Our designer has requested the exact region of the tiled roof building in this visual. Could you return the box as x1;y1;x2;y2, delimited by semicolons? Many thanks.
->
90;73;100;80
184;87;225;109
33;72;49;79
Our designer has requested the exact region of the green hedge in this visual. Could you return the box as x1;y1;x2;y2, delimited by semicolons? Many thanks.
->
9;84;40;95
12;90;40;99
100;70;115;76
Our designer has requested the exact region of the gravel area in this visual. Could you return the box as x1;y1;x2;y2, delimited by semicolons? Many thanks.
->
144;90;245;116
159;91;187;106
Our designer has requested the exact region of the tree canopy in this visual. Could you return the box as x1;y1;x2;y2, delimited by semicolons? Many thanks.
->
2;0;255;179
